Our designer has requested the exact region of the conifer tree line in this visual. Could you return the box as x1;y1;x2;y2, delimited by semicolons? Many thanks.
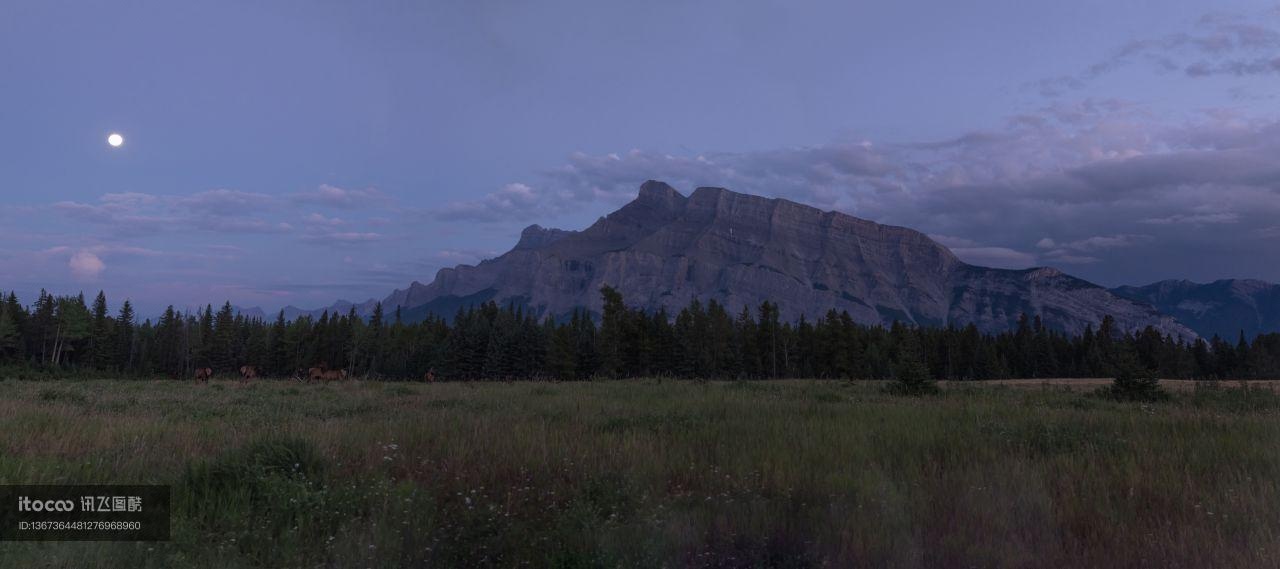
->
2;287;1279;380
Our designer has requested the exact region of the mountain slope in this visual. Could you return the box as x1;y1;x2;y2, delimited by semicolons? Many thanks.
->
1111;279;1280;339
382;181;1194;338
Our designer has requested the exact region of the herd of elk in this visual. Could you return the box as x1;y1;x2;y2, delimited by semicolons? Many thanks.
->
289;364;349;383
196;365;437;384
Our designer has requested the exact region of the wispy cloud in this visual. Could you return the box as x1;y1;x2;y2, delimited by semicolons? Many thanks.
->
431;183;563;222
291;184;392;209
1034;8;1280;96
53;192;287;236
432;101;1280;276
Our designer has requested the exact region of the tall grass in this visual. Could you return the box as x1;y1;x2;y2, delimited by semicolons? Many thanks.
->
0;378;1277;567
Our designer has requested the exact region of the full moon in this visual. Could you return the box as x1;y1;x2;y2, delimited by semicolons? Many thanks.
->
107;133;124;147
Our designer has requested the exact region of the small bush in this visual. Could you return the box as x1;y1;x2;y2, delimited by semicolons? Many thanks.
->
1108;365;1167;402
182;437;326;502
886;358;938;396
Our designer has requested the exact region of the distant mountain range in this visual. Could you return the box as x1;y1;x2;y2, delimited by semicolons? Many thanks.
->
234;182;1280;340
242;181;1275;340
1110;279;1280;340
230;300;372;323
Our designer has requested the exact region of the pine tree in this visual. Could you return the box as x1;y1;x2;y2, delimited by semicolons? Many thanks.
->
0;293;21;363
212;302;237;372
1109;350;1167;402
89;291;112;370
597;286;626;378
367;302;385;375
114;300;135;372
887;330;937;396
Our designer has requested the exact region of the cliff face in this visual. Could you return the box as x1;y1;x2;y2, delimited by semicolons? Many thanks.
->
1112;279;1280;339
385;181;1197;338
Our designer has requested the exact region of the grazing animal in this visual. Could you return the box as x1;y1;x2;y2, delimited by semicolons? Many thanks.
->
238;365;258;384
423;368;436;383
320;369;348;382
194;367;213;383
307;367;326;383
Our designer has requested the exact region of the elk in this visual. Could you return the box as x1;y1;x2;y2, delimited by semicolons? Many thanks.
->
194;367;213;383
423;368;436;383
320;369;348;382
238;365;259;384
307;367;326;383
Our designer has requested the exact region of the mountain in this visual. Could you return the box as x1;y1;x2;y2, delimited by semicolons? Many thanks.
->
1111;279;1280;340
231;306;268;320
278;299;378;322
373;181;1194;338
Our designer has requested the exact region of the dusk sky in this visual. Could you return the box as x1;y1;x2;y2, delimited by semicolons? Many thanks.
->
3;1;1280;316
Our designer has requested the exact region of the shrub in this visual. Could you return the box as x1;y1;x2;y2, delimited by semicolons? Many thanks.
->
886;357;938;396
1108;364;1167;402
181;437;327;504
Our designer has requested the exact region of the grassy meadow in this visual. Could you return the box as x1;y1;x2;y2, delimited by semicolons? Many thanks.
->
0;378;1278;568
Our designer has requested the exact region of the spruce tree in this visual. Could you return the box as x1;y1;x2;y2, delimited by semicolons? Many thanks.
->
597;286;626;378
887;331;938;396
1108;351;1167;402
115;300;135;372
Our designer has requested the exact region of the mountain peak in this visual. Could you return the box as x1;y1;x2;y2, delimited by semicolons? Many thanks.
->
357;181;1197;338
632;181;688;214
638;180;683;200
691;186;729;196
516;224;575;250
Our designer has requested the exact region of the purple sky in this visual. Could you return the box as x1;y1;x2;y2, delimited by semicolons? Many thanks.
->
3;1;1280;316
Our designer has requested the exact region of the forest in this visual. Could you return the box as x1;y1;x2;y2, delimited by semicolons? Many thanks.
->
1;286;1278;381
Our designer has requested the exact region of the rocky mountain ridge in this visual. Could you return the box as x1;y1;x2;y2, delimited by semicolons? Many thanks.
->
336;181;1196;338
1111;279;1280;340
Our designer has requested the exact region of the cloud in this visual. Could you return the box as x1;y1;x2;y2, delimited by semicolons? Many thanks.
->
1034;9;1280;95
180;189;278;216
1140;212;1239;225
1033;234;1153;265
948;247;1038;269
431;101;1280;280
52;192;291;236
431;183;561;222
51;184;394;239
305;213;347;227
295;210;386;246
292;184;391;209
52;199;174;236
316;232;382;243
436;141;899;222
930;234;1037;268
431;248;499;263
300;229;384;246
68;250;105;280
194;218;294;234
1050;235;1153;253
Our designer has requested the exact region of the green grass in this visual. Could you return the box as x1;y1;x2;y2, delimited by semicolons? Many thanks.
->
0;378;1277;567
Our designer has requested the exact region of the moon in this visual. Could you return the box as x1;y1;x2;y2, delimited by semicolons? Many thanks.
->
107;133;124;147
